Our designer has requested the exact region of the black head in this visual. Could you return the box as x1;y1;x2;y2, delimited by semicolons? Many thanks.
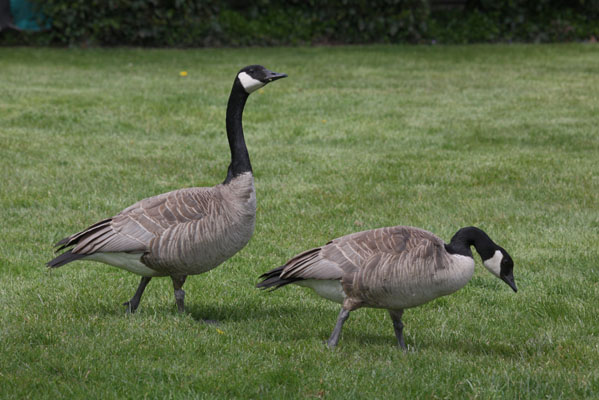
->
237;65;287;94
482;246;517;293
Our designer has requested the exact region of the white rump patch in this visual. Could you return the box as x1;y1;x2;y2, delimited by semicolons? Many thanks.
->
238;72;265;93
483;250;502;277
85;252;162;277
296;279;346;304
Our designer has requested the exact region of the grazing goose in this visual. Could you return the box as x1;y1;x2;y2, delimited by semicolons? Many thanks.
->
257;225;517;349
48;65;287;313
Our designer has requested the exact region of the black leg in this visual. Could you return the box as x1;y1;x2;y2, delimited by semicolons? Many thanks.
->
123;276;152;313
171;275;187;313
389;309;407;350
327;308;351;348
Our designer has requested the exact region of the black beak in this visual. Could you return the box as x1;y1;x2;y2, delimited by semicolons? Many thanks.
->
263;70;287;83
501;273;518;293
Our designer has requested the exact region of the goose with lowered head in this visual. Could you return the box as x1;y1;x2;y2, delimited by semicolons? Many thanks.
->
48;65;287;314
257;225;517;349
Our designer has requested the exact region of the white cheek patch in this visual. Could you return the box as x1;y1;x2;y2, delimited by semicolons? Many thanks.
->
483;250;502;277
238;72;265;93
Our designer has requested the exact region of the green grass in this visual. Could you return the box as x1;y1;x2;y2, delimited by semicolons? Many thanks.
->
1;44;598;399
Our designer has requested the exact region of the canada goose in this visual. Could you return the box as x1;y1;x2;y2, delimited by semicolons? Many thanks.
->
48;65;287;314
257;225;517;349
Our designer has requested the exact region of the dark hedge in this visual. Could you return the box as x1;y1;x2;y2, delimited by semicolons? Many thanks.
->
2;0;598;46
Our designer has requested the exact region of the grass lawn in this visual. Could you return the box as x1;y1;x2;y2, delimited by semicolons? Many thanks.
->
1;44;598;399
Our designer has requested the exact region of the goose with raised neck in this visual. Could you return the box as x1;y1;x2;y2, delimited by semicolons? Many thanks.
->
47;65;287;315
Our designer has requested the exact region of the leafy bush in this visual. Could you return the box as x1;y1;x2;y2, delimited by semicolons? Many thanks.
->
427;0;599;44
2;0;598;46
25;0;220;46
12;0;428;46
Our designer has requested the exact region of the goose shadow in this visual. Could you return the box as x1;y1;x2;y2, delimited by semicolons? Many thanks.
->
89;300;522;356
334;331;522;357
184;301;310;325
79;301;308;330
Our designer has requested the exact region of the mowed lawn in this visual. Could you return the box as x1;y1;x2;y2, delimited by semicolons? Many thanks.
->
0;44;598;399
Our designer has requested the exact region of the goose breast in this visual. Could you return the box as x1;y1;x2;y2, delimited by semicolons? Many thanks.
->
137;173;256;275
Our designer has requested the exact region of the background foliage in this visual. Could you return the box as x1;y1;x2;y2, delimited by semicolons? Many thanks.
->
1;0;598;46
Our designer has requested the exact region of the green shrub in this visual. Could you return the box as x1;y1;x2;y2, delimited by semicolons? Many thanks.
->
1;0;597;46
426;0;599;44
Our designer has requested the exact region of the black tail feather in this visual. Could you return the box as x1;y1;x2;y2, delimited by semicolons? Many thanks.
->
256;265;302;290
47;250;86;268
54;236;71;247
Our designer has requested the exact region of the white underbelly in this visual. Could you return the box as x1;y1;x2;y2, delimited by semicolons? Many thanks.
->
85;252;163;277
296;279;346;304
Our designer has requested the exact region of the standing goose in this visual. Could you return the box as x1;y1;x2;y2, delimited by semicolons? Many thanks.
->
257;225;517;349
48;65;287;313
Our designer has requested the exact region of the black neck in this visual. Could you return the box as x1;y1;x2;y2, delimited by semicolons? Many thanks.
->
444;226;496;260
223;79;252;184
